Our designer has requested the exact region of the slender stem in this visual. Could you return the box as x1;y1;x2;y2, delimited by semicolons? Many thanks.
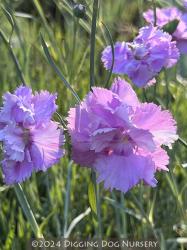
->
178;137;187;148
89;0;102;238
164;70;170;109
138;0;144;26
152;0;157;26
9;47;26;85
120;193;127;237
101;22;114;88
69;17;78;83
63;161;73;236
14;184;43;238
41;35;81;103
90;0;99;90
143;88;148;102
92;171;102;237
0;30;26;85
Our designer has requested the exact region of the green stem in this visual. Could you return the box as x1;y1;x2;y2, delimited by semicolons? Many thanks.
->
0;30;26;85
143;88;148;102
90;0;99;90
69;17;78;83
164;70;170;109
152;0;157;27
89;0;102;238
63;161;73;236
92;171;102;237
14;184;43;238
101;22;114;88
178;137;187;148
120;193;127;237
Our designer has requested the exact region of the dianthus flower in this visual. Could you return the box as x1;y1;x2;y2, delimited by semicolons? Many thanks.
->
185;1;187;9
143;7;187;54
101;25;179;87
67;78;178;193
0;86;64;184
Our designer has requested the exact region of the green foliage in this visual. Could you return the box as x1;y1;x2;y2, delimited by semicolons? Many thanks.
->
0;1;187;249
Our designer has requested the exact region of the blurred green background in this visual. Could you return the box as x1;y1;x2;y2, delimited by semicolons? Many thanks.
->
0;0;187;249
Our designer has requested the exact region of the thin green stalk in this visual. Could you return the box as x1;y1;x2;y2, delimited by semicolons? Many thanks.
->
14;184;43;238
138;0;144;26
153;76;159;102
131;193;158;240
90;0;99;89
0;30;26;85
63;161;73;237
112;192;121;237
89;0;102;238
40;35;81;103
101;22;114;88
152;0;157;26
120;193;127;237
69;17;78;83
143;88;148;102
92;171;102;238
178;137;187;148
164;70;170;108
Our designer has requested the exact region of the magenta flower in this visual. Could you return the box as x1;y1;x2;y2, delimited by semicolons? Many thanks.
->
101;25;179;87
143;7;182;27
67;78;178;193
0;86;64;184
143;7;187;54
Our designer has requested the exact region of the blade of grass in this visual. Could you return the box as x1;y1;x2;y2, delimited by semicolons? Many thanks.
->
64;207;91;238
63;160;73;236
88;177;97;215
89;0;102;238
101;22;114;88
90;0;99;89
14;184;43;238
152;0;157;26
0;30;26;85
178;137;187;148
40;35;81;103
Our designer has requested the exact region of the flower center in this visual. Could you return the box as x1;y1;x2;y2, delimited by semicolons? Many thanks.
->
23;128;30;145
122;134;129;143
130;44;148;60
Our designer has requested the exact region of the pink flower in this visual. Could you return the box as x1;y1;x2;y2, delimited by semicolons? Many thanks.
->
67;78;178;193
143;7;187;54
0;86;64;184
101;25;179;87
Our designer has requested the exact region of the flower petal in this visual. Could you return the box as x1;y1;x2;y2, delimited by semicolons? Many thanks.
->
30;121;64;171
101;42;130;74
2;159;34;185
129;127;156;152
110;77;139;106
133;103;178;147
32;91;57;124
94;154;157;193
137;147;169;171
1;125;25;162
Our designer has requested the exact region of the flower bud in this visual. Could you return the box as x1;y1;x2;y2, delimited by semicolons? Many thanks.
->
73;4;86;19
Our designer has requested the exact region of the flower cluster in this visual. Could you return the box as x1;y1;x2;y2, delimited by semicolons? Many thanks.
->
101;25;179;87
67;78;178;192
143;6;187;54
0;86;64;184
0;3;180;194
